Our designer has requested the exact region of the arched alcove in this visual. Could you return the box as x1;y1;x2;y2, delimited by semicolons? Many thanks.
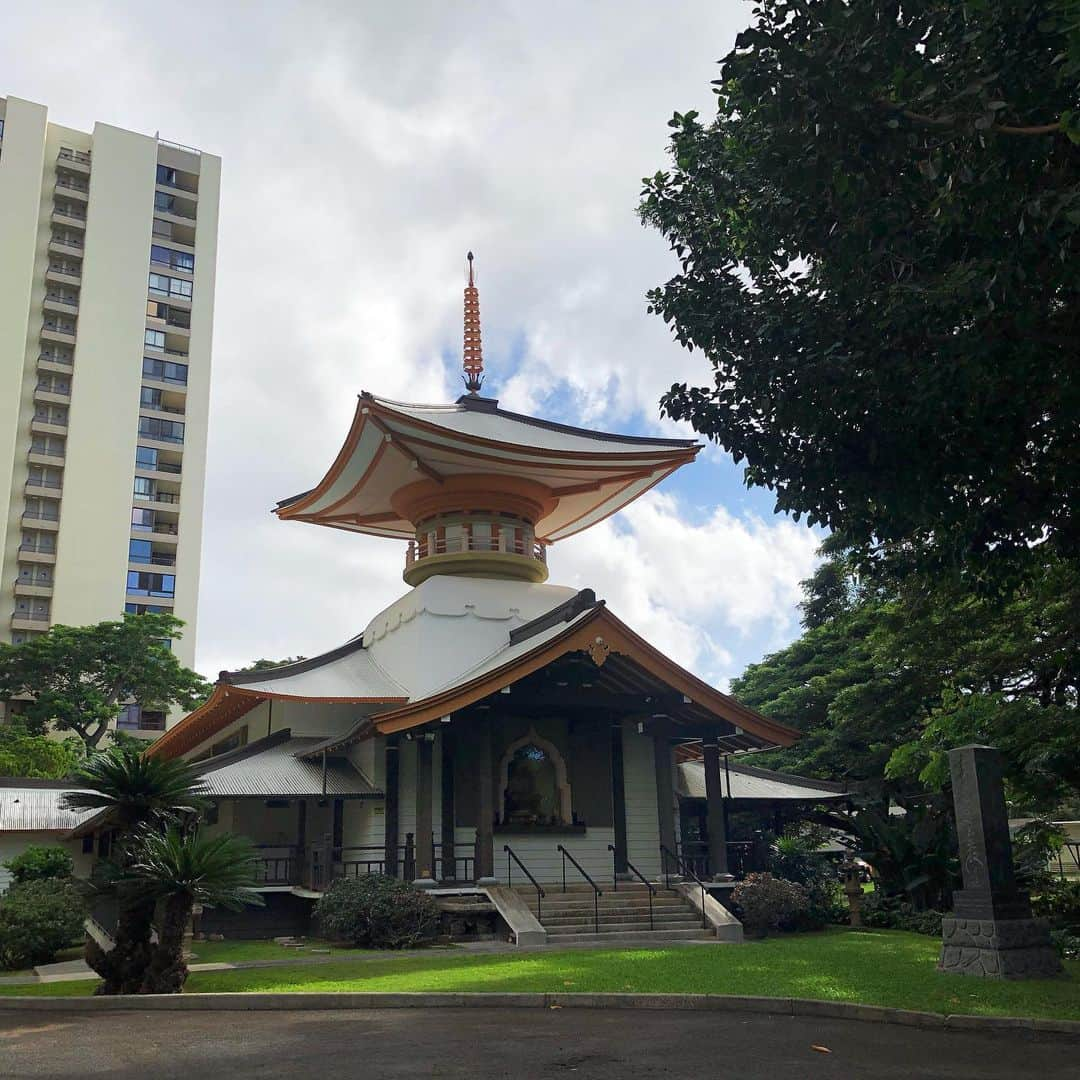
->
497;726;573;826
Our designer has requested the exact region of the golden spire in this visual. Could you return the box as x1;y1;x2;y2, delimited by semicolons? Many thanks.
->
462;251;484;394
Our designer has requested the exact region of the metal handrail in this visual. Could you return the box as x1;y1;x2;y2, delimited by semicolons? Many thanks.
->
660;843;708;930
607;844;655;929
504;844;545;921
557;844;602;934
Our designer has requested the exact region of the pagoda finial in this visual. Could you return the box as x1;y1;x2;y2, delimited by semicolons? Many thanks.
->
462;251;484;394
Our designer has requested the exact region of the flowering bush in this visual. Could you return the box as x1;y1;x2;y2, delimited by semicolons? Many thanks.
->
732;873;809;938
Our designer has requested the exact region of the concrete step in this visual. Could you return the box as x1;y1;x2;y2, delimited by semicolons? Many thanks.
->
545;928;716;945
534;902;690;916
540;911;704;927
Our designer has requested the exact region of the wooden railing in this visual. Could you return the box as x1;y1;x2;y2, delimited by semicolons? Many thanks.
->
406;534;546;568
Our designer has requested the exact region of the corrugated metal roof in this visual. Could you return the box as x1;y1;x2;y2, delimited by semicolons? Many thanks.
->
0;785;95;832
677;761;847;802
198;735;381;798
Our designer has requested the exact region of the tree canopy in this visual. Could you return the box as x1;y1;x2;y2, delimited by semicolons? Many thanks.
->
735;547;1080;812
0;724;83;779
641;0;1079;577
0;614;209;751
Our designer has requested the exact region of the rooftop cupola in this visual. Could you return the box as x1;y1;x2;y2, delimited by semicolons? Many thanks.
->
274;256;703;586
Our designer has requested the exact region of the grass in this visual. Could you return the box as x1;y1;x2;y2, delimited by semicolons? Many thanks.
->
186;938;344;964
1;929;1075;1020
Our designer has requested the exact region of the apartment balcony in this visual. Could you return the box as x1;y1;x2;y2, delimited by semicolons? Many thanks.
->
14;579;54;599
155;178;198;200
22;511;60;532
51;206;87;230
146;315;191;339
54;176;89;201
34;384;71;405
134;490;181;510
125;591;174;608
139;400;186;421
44;293;79;316
131;526;179;545
48;236;84;257
128;552;177;570
135;463;182;484
11;611;51;631
18;545;57;565
38;357;73;377
31;417;68;437
27;446;66;465
46;264;82;286
25;476;63;496
41;321;77;346
57;147;91;174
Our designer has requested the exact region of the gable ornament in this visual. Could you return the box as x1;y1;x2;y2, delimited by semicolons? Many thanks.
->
587;635;611;667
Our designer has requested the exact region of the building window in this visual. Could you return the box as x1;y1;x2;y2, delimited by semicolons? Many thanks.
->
211;727;248;757
143;357;188;384
138;416;184;444
117;704;167;732
156;164;177;187
125;602;168;615
126;571;174;597
131;508;155;531
150;244;194;273
133;477;155;500
135;445;159;471
145;328;165;350
129;539;153;563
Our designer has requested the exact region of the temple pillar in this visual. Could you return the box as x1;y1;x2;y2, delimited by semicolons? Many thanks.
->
383;736;400;877
610;718;629;877
475;714;496;883
652;720;678;877
702;738;731;879
440;726;456;880
414;734;435;886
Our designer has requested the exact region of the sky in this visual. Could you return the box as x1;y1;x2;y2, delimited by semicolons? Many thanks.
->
2;1;822;688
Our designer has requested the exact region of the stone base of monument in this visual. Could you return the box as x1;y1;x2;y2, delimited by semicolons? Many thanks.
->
939;916;1063;979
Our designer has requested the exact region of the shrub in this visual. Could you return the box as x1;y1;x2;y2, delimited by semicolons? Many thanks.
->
1049;929;1080;961
732;873;809;938
860;892;944;936
0;878;86;969
1032;879;1080;933
769;829;847;931
315;874;438;949
3;845;74;886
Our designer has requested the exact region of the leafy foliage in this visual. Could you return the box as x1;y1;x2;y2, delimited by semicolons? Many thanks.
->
737;546;1080;809
0;878;85;969
0;614;209;750
316;875;439;950
62;746;208;832
0;723;83;779
124;826;263;994
769;827;846;930
731;873;810;938
834;802;959;912
860;893;945;938
641;0;1080;577
3;845;73;885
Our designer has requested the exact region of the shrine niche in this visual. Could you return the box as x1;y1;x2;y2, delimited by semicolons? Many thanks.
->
497;727;573;829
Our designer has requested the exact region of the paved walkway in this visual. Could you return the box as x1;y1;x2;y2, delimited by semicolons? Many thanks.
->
1;1007;1075;1078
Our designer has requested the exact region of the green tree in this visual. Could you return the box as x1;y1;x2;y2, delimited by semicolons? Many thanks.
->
235;657;307;672
0;723;83;779
61;747;208;995
0;614;209;752
640;0;1080;576
125;826;261;994
737;548;1080;811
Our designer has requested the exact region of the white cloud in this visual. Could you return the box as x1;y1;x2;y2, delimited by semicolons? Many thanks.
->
1;2;822;686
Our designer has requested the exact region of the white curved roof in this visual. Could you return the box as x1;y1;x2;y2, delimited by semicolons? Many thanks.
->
677;761;846;801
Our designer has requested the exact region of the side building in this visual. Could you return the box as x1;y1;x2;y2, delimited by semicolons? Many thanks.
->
0;95;219;738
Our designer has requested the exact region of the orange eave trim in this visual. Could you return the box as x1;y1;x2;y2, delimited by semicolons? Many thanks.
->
368;606;799;747
148;683;408;760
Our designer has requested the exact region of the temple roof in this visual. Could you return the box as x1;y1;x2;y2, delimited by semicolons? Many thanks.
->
275;392;700;542
676;761;847;802
150;584;801;761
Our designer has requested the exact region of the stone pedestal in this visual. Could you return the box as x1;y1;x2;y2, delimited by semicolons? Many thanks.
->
939;745;1061;979
940;917;1062;979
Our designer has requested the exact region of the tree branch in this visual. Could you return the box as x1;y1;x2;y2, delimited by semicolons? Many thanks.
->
877;101;1062;137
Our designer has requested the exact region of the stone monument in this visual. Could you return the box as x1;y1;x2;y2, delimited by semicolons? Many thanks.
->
939;745;1061;979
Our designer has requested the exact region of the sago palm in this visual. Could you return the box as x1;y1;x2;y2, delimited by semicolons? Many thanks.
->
62;745;208;832
127;826;264;993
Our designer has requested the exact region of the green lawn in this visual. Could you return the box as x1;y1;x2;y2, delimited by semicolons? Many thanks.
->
187;938;346;965
2;929;1076;1020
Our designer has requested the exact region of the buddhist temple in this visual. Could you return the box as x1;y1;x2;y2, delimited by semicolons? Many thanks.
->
141;256;819;944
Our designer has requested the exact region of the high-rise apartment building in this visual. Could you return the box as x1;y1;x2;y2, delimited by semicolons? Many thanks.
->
0;96;219;737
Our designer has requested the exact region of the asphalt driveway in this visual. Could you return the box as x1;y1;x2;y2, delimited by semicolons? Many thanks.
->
1;1006;1074;1079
